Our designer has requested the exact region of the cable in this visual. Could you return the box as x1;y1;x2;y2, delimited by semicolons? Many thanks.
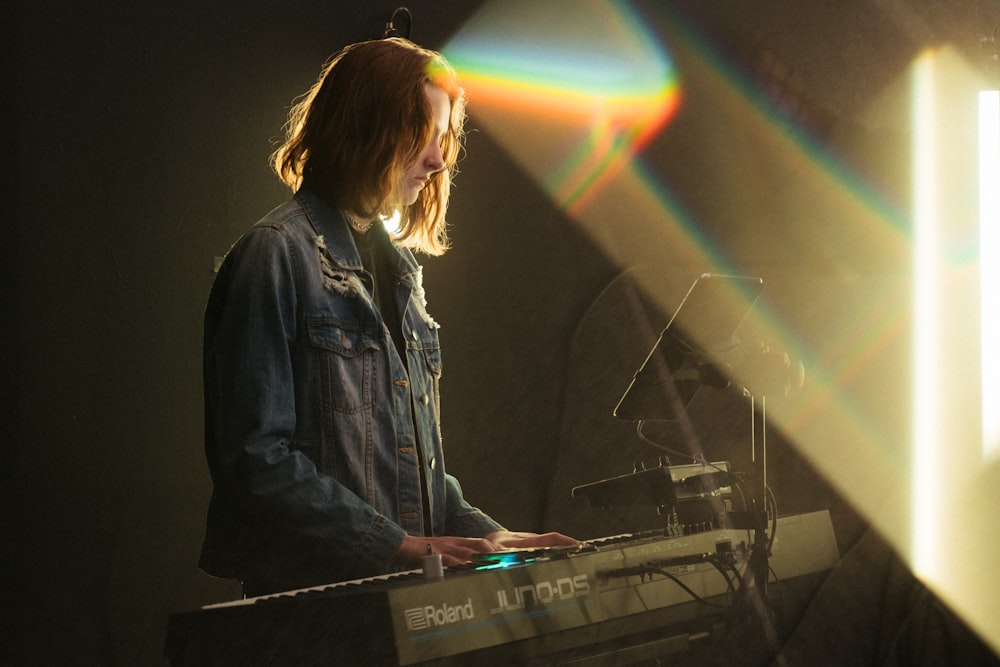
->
706;556;740;598
599;552;747;608
651;565;731;608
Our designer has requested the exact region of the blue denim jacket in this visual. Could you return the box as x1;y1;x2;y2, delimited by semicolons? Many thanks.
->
199;189;502;588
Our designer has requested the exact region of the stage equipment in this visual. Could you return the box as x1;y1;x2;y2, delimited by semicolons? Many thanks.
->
602;273;807;644
165;511;837;666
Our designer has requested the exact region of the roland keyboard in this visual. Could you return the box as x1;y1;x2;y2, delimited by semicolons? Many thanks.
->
165;510;838;666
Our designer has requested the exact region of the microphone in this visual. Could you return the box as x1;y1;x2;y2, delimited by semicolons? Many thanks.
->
697;345;805;396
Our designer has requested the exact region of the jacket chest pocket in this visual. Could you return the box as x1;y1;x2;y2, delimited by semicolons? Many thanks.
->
407;341;443;417
307;315;381;414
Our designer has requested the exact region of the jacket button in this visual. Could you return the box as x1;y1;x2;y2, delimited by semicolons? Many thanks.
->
429;457;437;470
421;394;429;405
411;330;419;341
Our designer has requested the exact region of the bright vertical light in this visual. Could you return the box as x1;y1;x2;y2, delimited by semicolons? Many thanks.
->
981;90;1000;460
911;52;939;578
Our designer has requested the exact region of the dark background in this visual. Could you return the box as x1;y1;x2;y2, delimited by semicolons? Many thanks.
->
7;1;1000;664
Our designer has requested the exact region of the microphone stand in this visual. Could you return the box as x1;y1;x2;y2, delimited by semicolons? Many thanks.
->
746;391;780;652
750;392;768;597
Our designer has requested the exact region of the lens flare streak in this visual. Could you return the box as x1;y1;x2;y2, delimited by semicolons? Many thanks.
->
445;1;681;214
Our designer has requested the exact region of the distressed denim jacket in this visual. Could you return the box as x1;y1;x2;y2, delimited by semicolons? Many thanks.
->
199;189;502;589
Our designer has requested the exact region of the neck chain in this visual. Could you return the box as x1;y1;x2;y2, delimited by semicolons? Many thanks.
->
344;210;376;233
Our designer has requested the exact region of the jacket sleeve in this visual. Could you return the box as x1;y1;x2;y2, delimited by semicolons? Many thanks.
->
442;473;505;537
202;225;406;583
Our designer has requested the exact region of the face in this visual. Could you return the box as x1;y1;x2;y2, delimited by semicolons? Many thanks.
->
400;83;451;206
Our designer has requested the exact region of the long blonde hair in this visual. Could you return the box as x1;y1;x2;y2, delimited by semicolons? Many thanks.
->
272;38;466;255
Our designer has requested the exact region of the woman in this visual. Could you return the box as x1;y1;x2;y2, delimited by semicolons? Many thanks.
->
199;38;574;596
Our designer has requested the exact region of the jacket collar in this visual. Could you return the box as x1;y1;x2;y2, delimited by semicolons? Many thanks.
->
295;188;362;271
294;188;421;282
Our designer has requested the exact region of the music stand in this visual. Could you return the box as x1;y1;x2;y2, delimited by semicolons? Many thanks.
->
614;273;764;421
612;272;777;638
